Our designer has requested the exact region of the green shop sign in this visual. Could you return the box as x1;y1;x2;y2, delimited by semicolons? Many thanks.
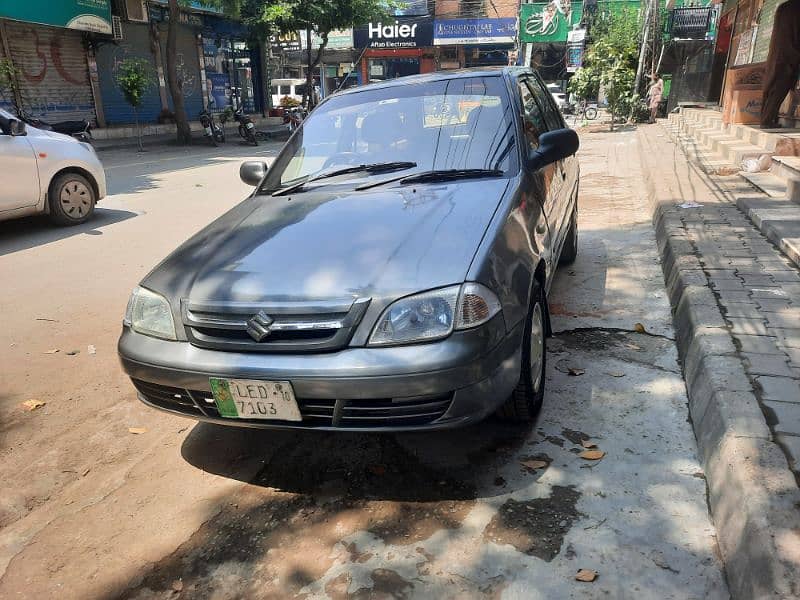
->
520;1;583;43
0;0;112;35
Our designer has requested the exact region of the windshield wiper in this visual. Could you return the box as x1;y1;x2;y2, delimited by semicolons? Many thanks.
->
356;168;505;191
272;161;417;196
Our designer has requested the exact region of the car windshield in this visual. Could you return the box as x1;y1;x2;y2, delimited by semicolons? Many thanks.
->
260;75;516;193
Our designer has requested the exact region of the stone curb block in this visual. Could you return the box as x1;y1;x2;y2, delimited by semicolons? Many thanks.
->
637;126;800;600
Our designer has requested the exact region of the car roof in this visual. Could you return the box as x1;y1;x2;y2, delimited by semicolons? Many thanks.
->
334;66;532;98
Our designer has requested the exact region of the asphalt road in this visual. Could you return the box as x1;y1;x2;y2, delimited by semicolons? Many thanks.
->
0;132;729;599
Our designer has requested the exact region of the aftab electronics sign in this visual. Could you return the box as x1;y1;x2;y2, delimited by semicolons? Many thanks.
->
353;17;433;49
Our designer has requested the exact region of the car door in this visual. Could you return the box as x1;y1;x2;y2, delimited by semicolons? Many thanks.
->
0;119;40;212
523;75;574;260
516;75;560;280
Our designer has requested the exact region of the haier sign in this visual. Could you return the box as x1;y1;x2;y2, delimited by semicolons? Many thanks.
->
353;17;433;49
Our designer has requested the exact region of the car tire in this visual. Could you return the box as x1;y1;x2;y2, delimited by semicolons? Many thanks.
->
559;201;578;265
48;172;96;226
497;283;546;422
585;106;598;119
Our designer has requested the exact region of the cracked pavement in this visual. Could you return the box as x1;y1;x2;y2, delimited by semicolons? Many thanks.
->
0;132;729;598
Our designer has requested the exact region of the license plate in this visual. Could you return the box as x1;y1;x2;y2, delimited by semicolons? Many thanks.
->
209;378;301;421
246;122;255;129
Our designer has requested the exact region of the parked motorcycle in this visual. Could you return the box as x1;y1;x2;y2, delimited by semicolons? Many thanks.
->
18;109;93;143
283;106;305;132
234;107;258;146
199;109;225;146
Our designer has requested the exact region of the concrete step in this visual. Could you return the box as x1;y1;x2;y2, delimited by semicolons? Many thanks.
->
773;156;800;180
741;172;788;198
737;195;800;268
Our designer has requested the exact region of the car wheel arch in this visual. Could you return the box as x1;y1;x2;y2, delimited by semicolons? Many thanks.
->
46;167;99;213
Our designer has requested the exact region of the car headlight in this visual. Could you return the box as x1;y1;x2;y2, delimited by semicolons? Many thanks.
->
369;283;502;346
123;286;177;340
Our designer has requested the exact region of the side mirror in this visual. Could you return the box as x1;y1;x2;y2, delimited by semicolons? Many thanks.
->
528;128;579;170
240;161;267;186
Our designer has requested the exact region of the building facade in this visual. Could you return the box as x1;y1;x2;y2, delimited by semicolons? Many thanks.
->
0;0;262;127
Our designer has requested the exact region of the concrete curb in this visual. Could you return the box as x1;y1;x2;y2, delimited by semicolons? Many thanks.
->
636;126;800;600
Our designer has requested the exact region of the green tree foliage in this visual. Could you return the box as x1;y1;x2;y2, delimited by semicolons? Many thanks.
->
260;0;396;108
116;58;155;151
568;7;641;129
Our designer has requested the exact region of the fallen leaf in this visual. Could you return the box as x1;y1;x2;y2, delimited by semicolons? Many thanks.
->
88;345;96;355
521;459;549;470
575;569;598;582
35;317;58;322
44;349;60;354
128;427;147;435
21;399;46;411
634;322;647;334
578;450;605;460
65;350;80;356
171;579;184;592
581;440;598;449
608;371;625;378
568;368;585;376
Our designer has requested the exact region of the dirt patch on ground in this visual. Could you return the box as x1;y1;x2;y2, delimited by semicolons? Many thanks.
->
482;485;582;561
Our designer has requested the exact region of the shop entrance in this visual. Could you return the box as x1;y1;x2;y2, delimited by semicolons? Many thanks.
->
367;57;420;82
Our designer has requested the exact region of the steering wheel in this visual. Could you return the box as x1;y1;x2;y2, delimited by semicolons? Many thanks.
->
322;152;359;169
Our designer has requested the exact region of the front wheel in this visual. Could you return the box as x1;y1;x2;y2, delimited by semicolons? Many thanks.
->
497;283;547;422
213;128;225;144
48;172;96;226
584;106;598;120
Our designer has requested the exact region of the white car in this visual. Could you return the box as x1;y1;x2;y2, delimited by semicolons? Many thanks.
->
0;108;106;225
547;83;568;109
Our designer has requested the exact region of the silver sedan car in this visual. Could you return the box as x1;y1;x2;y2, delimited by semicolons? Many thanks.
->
0;108;105;225
118;67;580;431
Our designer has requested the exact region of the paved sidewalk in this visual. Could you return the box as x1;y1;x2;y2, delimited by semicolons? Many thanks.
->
637;123;800;600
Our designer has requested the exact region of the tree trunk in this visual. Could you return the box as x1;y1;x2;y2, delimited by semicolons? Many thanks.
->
134;105;143;152
310;33;329;107
167;0;191;145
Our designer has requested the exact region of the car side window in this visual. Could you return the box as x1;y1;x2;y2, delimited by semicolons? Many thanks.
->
525;77;564;131
517;79;547;150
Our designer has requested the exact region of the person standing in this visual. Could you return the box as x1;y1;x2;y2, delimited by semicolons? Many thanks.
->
647;73;664;124
760;0;800;128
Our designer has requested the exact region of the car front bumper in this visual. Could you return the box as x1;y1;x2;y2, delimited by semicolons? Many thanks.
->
118;316;524;432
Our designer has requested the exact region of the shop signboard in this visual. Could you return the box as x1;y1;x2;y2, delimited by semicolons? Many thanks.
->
519;1;582;43
270;31;302;51
0;0;112;35
300;29;353;50
205;72;231;110
433;18;517;45
566;27;586;72
353;17;433;49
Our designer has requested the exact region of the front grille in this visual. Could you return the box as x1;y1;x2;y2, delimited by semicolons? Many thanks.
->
181;298;370;353
132;378;452;428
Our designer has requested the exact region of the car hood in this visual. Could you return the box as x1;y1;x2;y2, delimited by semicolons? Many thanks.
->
142;178;510;305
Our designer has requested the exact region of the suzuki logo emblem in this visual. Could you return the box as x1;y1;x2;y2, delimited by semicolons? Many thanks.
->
246;311;274;342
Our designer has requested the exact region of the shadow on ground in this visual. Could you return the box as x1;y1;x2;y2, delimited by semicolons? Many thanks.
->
0;208;137;257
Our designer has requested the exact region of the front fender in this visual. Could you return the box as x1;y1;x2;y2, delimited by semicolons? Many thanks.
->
466;175;548;332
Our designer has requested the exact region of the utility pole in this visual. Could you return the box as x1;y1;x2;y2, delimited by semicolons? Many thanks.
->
634;0;655;94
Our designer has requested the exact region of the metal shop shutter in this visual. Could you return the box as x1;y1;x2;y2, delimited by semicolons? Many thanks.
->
4;21;95;122
95;22;163;125
0;36;12;112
